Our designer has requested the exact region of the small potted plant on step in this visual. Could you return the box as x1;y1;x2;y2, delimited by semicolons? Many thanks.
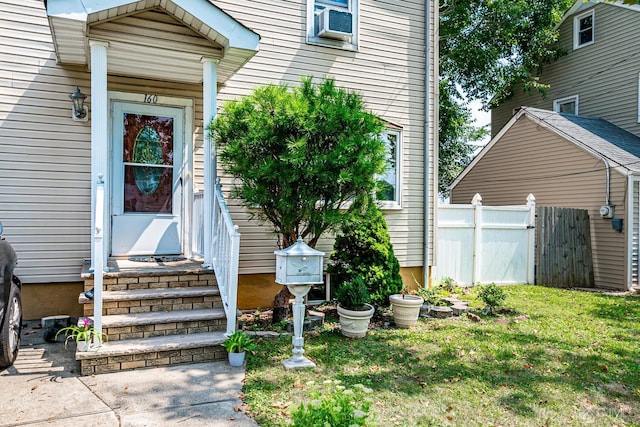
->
54;317;107;351
222;330;256;367
335;276;375;338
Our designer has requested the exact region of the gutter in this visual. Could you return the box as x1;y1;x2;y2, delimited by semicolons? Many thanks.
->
423;0;432;288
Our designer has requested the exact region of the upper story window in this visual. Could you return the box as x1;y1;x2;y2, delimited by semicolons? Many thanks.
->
376;128;402;208
307;0;359;51
574;10;594;49
553;95;579;115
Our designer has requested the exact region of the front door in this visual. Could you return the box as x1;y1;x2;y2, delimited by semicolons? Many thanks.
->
111;102;184;256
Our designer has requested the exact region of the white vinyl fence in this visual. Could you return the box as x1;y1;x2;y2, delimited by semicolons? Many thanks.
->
436;194;536;285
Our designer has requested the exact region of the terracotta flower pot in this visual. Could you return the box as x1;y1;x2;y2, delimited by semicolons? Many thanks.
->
390;294;424;328
337;303;375;338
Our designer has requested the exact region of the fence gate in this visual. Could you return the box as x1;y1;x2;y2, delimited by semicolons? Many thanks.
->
437;194;536;285
536;207;594;288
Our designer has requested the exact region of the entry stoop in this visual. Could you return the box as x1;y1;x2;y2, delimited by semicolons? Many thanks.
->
78;259;232;375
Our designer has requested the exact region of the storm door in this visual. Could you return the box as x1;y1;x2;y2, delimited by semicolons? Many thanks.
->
111;102;184;256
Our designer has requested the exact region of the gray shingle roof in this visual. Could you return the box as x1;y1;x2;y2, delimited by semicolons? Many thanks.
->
522;107;640;173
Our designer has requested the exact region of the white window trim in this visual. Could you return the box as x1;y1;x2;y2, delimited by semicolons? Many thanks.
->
553;95;579;115
573;9;594;50
376;128;402;210
306;0;359;51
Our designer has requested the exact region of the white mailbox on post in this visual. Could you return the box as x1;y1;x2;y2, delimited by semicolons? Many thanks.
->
274;237;325;370
275;237;325;285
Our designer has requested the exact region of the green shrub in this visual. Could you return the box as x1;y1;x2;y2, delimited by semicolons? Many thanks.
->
439;276;456;293
328;196;403;308
416;287;439;306
478;283;506;314
335;276;371;310
291;380;372;427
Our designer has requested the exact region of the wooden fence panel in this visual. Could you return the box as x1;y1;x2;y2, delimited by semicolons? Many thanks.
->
536;207;594;288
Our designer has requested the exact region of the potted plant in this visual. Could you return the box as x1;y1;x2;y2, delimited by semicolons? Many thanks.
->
221;330;256;366
335;276;375;338
389;290;424;328
54;317;107;351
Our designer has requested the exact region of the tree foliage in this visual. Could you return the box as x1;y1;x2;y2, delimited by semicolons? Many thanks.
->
440;0;575;107
210;77;387;249
438;80;487;196
438;0;575;196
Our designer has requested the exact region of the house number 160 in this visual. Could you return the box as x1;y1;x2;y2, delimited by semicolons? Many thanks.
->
143;94;158;104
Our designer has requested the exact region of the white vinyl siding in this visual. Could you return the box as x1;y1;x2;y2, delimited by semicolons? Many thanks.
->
0;1;91;283
1;0;436;282
0;2;206;283
211;0;431;273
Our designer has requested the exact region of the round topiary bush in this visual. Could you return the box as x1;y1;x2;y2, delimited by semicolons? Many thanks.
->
328;196;403;308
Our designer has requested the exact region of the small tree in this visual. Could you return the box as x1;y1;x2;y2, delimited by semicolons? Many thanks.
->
209;77;387;321
327;196;403;308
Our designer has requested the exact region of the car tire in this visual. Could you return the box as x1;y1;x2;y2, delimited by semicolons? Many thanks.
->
0;282;22;368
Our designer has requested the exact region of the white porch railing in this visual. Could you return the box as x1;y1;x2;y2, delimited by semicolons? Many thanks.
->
197;182;241;336
192;191;205;256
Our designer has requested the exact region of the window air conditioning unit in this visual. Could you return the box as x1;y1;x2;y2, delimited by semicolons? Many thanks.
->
317;8;353;40
599;205;614;218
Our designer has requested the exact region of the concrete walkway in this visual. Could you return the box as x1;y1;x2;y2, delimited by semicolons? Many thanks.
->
0;322;258;426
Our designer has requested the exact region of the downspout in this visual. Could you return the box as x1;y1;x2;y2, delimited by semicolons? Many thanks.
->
423;0;432;288
602;157;611;207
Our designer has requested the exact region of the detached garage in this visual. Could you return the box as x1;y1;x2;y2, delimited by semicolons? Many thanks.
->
450;107;640;291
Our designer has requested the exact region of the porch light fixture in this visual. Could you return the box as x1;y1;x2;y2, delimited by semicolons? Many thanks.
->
69;86;88;122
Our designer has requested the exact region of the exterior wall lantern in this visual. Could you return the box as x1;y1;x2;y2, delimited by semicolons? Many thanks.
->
274;237;325;370
69;86;88;122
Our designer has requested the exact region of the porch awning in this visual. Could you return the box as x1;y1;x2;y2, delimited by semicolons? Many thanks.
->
46;0;260;84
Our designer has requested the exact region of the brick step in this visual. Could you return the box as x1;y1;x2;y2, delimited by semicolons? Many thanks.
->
80;286;222;316
76;331;228;375
97;308;227;341
80;286;221;303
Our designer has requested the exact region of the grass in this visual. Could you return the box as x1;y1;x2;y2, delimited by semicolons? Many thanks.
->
242;285;640;426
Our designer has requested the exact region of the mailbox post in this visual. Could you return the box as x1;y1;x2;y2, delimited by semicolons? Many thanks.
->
275;237;325;370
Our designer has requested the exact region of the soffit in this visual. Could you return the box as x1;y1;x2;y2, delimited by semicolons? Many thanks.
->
46;0;259;84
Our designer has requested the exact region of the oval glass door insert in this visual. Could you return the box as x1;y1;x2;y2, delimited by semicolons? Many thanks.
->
132;125;163;195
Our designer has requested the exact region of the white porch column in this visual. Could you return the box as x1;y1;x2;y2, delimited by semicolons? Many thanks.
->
89;40;109;271
89;40;109;340
202;57;219;268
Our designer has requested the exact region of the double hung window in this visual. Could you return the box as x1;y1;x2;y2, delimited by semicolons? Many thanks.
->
376;128;402;208
574;10;594;49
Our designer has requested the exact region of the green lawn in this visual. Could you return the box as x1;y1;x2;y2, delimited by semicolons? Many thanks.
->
243;285;640;426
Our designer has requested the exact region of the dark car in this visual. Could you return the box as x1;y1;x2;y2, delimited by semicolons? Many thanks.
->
0;222;21;368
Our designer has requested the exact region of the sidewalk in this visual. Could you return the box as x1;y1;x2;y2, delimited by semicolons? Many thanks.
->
0;321;258;426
